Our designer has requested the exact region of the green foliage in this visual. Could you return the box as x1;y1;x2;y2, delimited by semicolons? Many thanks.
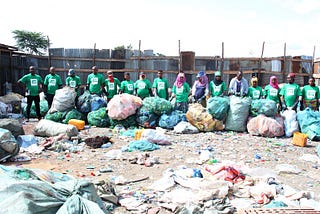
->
12;30;49;55
114;44;132;51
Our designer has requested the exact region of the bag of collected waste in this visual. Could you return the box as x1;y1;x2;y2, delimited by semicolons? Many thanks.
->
140;129;171;145
0;102;9;118
34;119;78;137
49;87;76;113
62;109;85;124
296;108;320;140
23;100;48;118
143;97;172;115
136;106;159;128
0;118;25;138
0;128;20;162
225;96;251;132
247;115;284;137
90;94;107;111
0;166;107;214
110;114;137;128
17;135;38;148
206;96;230;121
87;108;110;127
0;92;23;113
173;121;199;134
77;90;92;113
186;103;224;132
250;99;277;117
107;94;142;120
45;111;67;122
281;109;299;137
159;110;186;129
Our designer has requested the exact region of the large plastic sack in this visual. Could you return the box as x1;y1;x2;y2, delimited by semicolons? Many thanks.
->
23;100;48;118
45;111;67;122
107;94;142;120
87;108;110;127
0;92;23;114
77;90;92;113
62;109;85;124
0;118;25;138
225;96;251;132
159;110;186;129
281;109;299;137
186;103;224;132
34;119;78;137
0;102;8;118
247;115;284;137
136;106;159;128
0;128;20;162
250;99;277;117
206;96;230;121
90;94;107;111
143;97;172;115
173;121;199;134
110;115;137;128
297;108;320;140
49;87;76;113
140;129;171;145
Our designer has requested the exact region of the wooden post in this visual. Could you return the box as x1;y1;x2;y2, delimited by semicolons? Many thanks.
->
282;43;287;82
138;40;141;73
178;40;181;72
93;43;96;66
221;42;224;72
47;36;51;68
258;41;265;85
312;45;316;76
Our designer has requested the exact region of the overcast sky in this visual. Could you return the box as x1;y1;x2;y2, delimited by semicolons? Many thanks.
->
1;0;320;58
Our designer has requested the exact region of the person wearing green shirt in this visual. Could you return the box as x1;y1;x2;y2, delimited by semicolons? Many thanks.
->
152;70;169;100
44;66;63;109
209;71;226;97
134;72;152;99
248;76;263;100
263;76;280;104
66;69;82;105
18;66;43;121
86;66;105;95
104;70;120;101
171;72;190;113
120;72;134;95
301;77;320;111
280;73;302;111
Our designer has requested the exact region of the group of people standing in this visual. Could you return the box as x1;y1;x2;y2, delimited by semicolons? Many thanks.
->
18;65;320;122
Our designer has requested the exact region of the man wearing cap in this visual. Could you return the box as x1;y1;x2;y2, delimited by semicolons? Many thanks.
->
120;72;134;94
191;71;209;107
18;66;43;121
280;73;302;111
86;66;105;95
209;71;227;97
43;66;63;109
66;69;82;105
152;70;170;100
104;70;120;101
228;70;249;97
134;72;152;99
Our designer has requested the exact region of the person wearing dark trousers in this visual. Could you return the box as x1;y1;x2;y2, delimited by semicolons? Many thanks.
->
18;66;43;121
43;66;62;109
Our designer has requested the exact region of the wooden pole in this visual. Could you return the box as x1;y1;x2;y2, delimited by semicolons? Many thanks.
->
138;40;141;73
221;42;224;72
282;42;287;82
312;45;316;76
93;43;96;66
178;40;181;72
47;36;51;68
258;41;265;85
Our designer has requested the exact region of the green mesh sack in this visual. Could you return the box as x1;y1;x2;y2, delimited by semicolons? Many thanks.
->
87;108;110;127
136;106;159;128
142;97;172;115
250;99;277;117
44;111;67;122
206;96;230;121
110;115;137;128
23;100;49;118
63;109;85;124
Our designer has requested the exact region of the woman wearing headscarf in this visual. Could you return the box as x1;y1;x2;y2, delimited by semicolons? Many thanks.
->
248;76;263;100
209;71;227;97
263;76;280;105
191;71;209;107
171;72;190;113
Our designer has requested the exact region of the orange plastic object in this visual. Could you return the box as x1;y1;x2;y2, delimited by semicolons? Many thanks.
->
68;119;85;130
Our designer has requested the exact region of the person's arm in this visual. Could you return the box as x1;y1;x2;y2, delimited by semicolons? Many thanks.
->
228;78;235;95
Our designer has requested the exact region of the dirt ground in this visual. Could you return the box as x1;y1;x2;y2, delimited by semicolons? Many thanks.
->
4;120;320;213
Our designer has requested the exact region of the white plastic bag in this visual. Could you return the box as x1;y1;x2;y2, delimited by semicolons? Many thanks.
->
281;109;299;137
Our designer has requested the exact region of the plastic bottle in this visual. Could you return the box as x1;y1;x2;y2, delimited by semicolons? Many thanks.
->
193;168;203;178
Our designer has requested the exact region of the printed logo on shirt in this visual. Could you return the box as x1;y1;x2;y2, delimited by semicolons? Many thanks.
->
306;90;316;99
286;88;294;96
109;83;115;90
138;82;146;89
49;79;56;86
30;79;38;86
158;82;165;90
176;86;184;94
70;80;76;88
127;84;133;91
214;85;221;92
270;88;278;96
253;90;260;98
91;77;98;85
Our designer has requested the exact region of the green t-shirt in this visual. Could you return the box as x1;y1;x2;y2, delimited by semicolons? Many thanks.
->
248;86;263;100
302;85;320;101
120;80;134;94
104;78;121;99
66;76;82;96
86;73;104;94
19;73;43;96
209;81;226;97
134;79;152;99
44;74;62;95
172;82;190;102
263;85;280;103
152;77;169;99
279;83;302;107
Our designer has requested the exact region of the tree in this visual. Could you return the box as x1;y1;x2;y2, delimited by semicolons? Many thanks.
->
12;30;49;55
